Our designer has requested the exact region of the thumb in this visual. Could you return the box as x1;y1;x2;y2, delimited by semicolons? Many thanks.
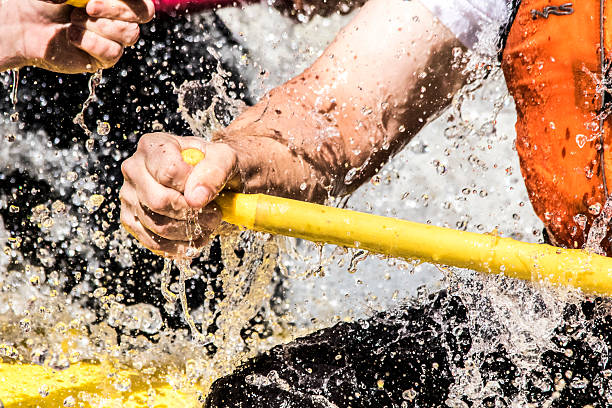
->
183;143;239;208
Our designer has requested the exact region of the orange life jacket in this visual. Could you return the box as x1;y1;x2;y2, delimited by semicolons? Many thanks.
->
502;0;612;252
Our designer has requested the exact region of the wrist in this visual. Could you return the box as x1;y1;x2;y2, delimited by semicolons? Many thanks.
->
215;124;331;203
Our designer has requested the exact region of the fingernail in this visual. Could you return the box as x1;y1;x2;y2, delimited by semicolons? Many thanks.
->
190;186;212;207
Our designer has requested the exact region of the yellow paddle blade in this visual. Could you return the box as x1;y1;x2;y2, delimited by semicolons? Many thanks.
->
0;362;201;407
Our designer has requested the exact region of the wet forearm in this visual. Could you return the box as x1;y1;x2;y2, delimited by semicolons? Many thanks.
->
219;0;467;202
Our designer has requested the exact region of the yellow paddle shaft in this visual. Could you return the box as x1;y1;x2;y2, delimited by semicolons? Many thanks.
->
65;0;89;6
181;149;612;296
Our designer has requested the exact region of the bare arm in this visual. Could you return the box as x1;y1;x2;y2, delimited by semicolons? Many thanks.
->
217;0;467;202
120;0;469;256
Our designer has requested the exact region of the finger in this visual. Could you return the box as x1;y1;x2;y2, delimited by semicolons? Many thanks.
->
121;206;198;257
121;182;187;240
120;186;209;257
86;0;155;24
120;185;182;255
136;201;222;241
71;9;140;46
68;25;124;68
138;133;195;192
184;143;239;208
121;153;191;220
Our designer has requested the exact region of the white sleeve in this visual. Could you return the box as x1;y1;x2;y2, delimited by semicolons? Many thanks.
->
420;0;514;52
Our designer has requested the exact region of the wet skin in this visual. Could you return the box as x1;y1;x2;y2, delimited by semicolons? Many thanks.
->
0;0;155;73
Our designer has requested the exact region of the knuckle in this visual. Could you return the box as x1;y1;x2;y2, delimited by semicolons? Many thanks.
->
126;24;140;45
119;210;134;231
120;158;132;178
156;161;186;188
87;0;103;16
118;186;128;202
120;157;137;179
106;44;124;64
138;133;169;151
136;135;149;151
168;192;186;213
99;17;113;32
136;133;156;152
147;223;168;239
153;223;171;238
157;164;179;186
146;195;170;213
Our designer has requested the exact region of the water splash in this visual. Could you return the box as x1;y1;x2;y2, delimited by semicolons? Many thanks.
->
73;69;103;142
9;68;19;122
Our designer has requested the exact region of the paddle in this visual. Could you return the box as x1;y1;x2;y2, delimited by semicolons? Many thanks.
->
181;148;612;296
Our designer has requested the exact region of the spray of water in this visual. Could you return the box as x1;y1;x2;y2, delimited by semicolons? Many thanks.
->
1;6;610;406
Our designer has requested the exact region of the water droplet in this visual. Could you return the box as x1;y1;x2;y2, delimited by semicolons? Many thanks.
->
41;217;54;228
344;167;359;184
63;396;76;407
573;213;587;229
571;376;589;389
402;389;417;401
66;172;78;182
299;182;307;191
113;377;132;392
434;161;447;175
152;120;164;131
96;120;111;135
86;194;105;213
39;384;49;397
93;287;107;298
588;203;602;216
19;318;31;333
94;268;104;279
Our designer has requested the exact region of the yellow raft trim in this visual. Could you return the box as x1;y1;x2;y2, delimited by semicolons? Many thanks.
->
0;362;201;407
